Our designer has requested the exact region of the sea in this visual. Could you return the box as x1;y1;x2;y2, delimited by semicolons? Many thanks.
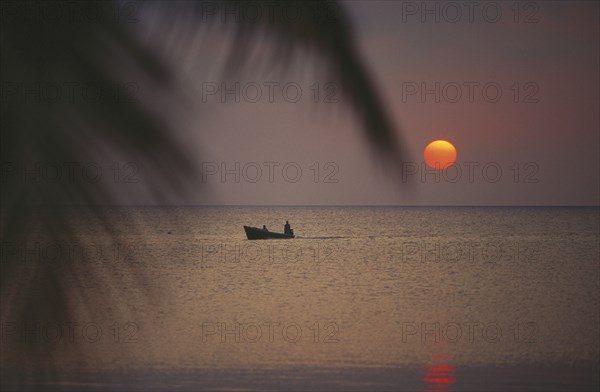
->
1;206;599;391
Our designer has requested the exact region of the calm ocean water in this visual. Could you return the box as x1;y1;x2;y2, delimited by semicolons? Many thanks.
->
2;207;599;391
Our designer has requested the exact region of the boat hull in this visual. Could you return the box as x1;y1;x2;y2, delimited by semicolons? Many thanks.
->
244;226;294;240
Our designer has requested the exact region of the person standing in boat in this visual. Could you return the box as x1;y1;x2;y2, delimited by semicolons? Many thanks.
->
284;220;291;235
263;225;268;231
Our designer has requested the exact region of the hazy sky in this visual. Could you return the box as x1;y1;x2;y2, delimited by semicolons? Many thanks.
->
122;0;599;206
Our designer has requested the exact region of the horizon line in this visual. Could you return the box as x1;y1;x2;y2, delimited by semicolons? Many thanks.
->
35;204;600;208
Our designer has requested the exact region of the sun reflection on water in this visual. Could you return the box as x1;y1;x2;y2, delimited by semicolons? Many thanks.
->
423;354;456;392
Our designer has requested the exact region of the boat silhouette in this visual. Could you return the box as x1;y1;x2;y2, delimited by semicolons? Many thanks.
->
244;225;295;240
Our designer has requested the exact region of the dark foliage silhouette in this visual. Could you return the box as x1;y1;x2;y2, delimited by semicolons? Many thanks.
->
0;0;407;389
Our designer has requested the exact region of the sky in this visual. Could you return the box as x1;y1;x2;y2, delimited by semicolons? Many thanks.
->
118;0;599;206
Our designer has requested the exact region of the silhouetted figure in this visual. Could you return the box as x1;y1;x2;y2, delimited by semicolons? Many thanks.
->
263;225;268;231
284;221;292;235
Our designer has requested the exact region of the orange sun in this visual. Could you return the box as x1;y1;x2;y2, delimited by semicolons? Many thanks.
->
424;140;457;170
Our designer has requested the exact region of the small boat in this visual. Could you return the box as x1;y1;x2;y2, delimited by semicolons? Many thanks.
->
244;225;294;240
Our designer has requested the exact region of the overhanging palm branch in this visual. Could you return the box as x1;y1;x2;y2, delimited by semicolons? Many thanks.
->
0;0;407;383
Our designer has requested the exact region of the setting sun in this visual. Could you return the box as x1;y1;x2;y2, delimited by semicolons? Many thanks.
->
424;140;457;170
